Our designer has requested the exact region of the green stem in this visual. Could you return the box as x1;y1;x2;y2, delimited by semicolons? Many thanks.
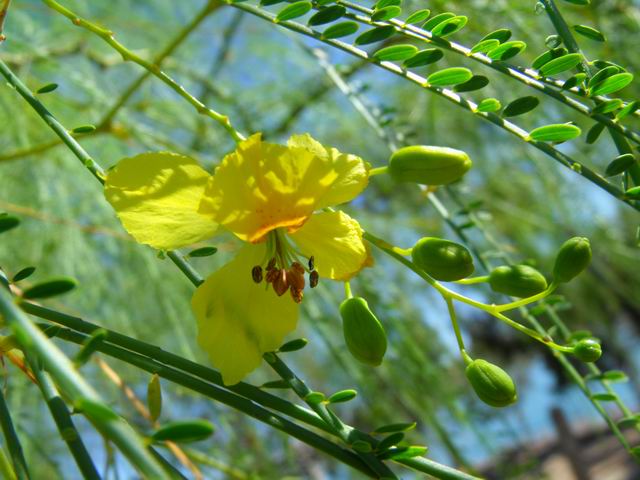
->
493;284;557;312
444;296;466;355
344;281;353;299
0;446;17;480
43;325;378;478
19;301;330;435
225;1;638;212
334;0;640;146
0;60;106;182
540;0;640;185
263;353;397;479
97;0;222;130
369;166;388;176
454;276;489;285
363;230;572;352
0;290;167;479
29;365;101;479
0;388;30;480
41;0;245;144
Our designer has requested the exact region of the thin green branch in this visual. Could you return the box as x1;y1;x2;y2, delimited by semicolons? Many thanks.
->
224;1;639;212
40;325;378;478
97;0;223;130
540;0;640;186
0;289;168;478
0;387;30;480
41;0;244;144
336;0;640;134
29;365;101;480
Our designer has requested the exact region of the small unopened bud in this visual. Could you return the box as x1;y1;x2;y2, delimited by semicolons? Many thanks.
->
489;265;548;298
388;145;472;185
573;339;602;363
340;297;387;366
411;237;474;281
553;237;592;283
465;359;517;408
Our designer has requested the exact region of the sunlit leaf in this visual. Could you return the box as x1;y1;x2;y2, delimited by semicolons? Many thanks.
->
322;21;359;39
528;124;581;142
477;98;502;112
480;28;512;43
487;41;526;61
539;53;583;76
431;15;467;37
427;67;473;86
573;24;605;42
590;73;634;96
373;44;419;62
276;1;312;21
423;12;455;31
371;5;402;21
404;9;430;25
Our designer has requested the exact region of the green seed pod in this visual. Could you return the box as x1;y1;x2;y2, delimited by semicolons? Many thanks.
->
465;359;517;408
488;265;548;298
553;237;592;283
388;145;472;185
573;339;602;363
340;297;387;366
411;237;474;281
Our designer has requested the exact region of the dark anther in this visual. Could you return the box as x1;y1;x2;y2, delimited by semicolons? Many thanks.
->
308;255;315;271
251;265;263;283
267;257;277;271
309;270;319;288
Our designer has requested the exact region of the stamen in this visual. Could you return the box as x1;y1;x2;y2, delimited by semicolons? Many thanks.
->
262;229;319;301
310;270;319;288
251;265;263;283
272;269;289;296
267;257;277;271
265;268;279;284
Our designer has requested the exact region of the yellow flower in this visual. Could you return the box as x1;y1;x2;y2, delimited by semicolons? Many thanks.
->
104;133;371;384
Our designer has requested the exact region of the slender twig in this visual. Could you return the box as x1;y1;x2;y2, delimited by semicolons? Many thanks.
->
0;387;30;480
97;0;224;130
29;365;101;479
41;0;244;143
0;290;168;479
222;2;639;212
540;0;640;186
335;0;640;130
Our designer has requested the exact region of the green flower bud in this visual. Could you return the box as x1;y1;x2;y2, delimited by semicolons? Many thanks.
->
573;339;602;363
553;237;592;283
388;145;472;185
465;359;517;408
411;237;474;281
340;297;387;366
488;265;548;298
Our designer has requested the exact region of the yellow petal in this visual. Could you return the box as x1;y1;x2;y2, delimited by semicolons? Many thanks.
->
192;244;299;385
289;211;371;281
199;133;369;243
287;133;370;209
105;152;217;250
